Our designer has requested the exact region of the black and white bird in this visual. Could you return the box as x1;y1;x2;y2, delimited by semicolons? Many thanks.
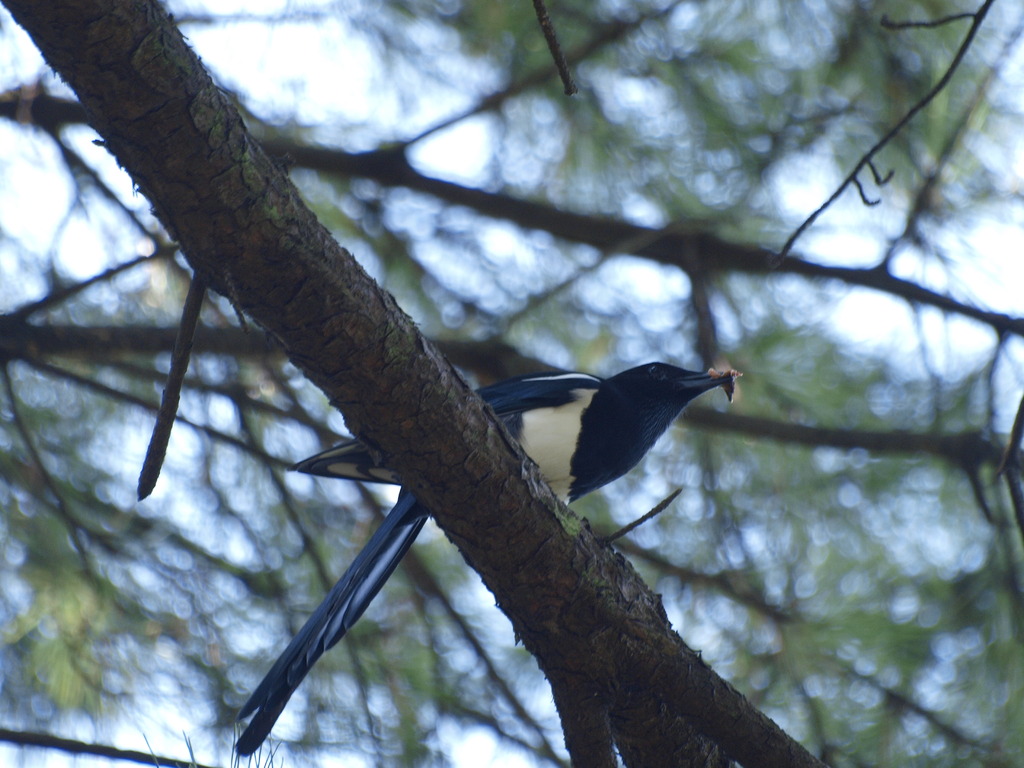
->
236;362;738;754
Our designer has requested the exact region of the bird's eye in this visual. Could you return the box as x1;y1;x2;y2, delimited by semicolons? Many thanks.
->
647;364;662;378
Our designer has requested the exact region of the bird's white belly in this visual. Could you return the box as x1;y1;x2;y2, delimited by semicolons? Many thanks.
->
518;388;596;502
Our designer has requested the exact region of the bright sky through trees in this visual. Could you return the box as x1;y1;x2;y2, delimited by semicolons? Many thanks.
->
2;0;1024;766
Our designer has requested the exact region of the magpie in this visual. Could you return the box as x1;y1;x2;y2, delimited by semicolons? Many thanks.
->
236;362;738;754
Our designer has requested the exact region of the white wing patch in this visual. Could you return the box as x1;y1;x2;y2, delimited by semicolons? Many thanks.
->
522;372;601;386
293;441;402;484
518;388;596;502
319;462;401;484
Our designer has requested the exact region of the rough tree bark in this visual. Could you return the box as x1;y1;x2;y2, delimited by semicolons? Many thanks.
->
2;1;828;766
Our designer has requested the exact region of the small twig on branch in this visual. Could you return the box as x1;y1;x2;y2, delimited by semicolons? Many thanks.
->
137;274;207;500
774;0;995;265
852;174;881;206
604;488;682;544
867;159;894;186
531;0;578;95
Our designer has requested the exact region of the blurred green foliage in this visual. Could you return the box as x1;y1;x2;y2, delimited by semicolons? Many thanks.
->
1;0;1022;766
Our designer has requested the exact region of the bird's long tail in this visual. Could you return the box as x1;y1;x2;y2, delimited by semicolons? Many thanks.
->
236;492;428;755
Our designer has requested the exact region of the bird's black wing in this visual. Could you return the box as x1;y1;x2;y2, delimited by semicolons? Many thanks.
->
478;370;602;417
290;371;603;483
478;370;604;451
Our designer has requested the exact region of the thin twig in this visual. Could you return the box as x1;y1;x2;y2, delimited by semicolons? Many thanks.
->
866;159;894;186
531;0;577;95
881;12;974;30
775;0;995;264
603;488;682;544
11;252;162;322
1008;473;1024;555
137;274;207;499
852;175;881;206
496;219;696;332
883;10;1024;269
26;358;279;459
0;727;218;768
964;465;995;524
1;363;98;579
400;5;677;146
689;268;719;367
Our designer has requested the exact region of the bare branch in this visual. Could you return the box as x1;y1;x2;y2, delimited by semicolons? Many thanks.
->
866;159;894;187
852;174;881;206
403;7;677;145
25;358;274;462
623;541;795;625
685;408;999;469
776;0;996;263
255;139;1024;339
964;464;995;524
0;727;218;768
842;664;992;752
883;11;1024;266
10;252;164;322
604;488;682;544
881;12;975;30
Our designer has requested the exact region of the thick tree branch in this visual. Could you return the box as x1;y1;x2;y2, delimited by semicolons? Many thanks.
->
3;1;825;766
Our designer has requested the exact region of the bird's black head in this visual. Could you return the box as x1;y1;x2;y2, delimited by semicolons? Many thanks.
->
609;362;738;406
566;362;738;500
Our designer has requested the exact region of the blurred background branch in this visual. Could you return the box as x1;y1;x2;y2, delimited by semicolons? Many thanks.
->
1;0;1023;766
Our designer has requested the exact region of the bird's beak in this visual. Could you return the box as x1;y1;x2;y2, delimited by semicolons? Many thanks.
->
680;368;741;402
